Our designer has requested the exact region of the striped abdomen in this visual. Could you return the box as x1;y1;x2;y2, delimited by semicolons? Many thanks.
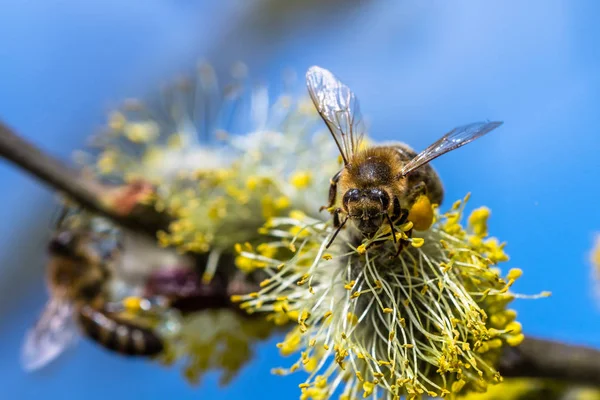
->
76;305;164;356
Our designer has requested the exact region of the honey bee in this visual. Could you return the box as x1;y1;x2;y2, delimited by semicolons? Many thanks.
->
306;66;503;248
21;209;174;371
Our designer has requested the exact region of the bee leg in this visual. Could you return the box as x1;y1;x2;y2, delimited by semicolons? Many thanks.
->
393;238;406;258
385;214;397;243
392;242;403;258
387;196;412;246
393;227;413;258
392;196;402;220
320;170;342;212
391;206;411;258
391;197;410;224
397;208;409;225
332;208;341;228
326;212;348;249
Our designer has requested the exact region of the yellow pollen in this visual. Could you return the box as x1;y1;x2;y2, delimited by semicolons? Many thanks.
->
411;237;425;248
290;171;313;188
122;296;142;311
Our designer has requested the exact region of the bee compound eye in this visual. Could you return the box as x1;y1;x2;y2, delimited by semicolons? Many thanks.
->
343;189;361;205
367;188;390;210
48;231;75;254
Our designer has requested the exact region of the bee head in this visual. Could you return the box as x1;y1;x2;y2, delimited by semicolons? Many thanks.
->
48;230;78;256
48;230;95;262
343;188;390;235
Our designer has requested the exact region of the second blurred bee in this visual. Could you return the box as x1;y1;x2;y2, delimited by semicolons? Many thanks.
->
21;208;179;371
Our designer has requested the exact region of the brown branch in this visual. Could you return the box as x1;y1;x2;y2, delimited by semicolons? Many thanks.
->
1;120;600;386
499;337;600;386
0;120;170;236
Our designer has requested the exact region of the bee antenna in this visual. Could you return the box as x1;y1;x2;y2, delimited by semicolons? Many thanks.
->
386;214;397;243
326;215;349;249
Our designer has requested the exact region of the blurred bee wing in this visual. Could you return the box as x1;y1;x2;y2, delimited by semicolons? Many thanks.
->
306;66;366;165
21;299;79;372
400;121;503;177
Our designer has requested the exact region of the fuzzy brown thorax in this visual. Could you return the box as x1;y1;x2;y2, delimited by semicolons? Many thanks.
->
339;148;406;207
47;230;110;308
336;145;442;234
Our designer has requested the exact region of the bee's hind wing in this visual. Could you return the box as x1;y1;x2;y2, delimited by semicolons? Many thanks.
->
400;121;503;177
21;298;79;372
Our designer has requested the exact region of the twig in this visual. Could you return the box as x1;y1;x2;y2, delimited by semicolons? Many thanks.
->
500;337;600;386
0;120;170;236
1;120;600;386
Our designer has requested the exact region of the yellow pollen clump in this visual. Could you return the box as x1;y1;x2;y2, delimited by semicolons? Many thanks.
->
411;237;425;248
506;268;523;280
234;255;266;273
122;296;143;311
278;329;303;356
291;171;313;188
257;243;277;259
408;194;434;231
303;357;318;372
124;122;159;143
207;197;227;221
274;196;291;210
97;150;117;174
468;206;491;237
245;176;260;190
347;312;358;326
289;210;307;221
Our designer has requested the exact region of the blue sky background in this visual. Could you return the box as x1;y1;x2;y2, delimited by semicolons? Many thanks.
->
1;1;599;399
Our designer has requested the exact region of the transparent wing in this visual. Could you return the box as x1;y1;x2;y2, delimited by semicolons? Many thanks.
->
400;121;503;177
21;298;79;372
306;66;366;165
